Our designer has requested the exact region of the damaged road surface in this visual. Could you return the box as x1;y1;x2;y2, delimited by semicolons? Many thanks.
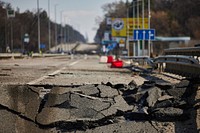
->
0;79;199;133
0;56;199;132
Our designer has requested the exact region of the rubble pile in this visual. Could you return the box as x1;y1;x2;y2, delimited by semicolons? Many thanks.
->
0;79;197;132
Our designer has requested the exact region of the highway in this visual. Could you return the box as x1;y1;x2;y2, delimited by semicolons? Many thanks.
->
0;55;134;86
0;44;199;132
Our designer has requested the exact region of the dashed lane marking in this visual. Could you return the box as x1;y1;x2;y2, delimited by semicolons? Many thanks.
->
68;60;80;66
27;60;81;85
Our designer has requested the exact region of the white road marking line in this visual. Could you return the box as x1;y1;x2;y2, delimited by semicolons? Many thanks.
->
27;76;49;85
48;69;63;76
68;60;80;66
27;60;81;85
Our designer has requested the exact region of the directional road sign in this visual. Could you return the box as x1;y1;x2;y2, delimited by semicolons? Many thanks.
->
133;29;155;40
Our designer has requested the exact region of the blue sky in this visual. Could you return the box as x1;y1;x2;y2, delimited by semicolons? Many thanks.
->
3;0;125;42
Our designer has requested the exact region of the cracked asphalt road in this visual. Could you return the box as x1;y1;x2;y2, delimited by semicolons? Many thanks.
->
0;55;136;86
0;54;199;133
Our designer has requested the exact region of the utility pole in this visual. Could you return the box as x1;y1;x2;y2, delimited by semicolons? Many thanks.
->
126;0;129;56
148;0;151;57
48;0;51;51
60;11;64;53
133;0;136;56
7;9;15;53
142;0;145;56
10;18;13;52
54;4;58;49
37;0;41;53
137;0;140;56
5;17;7;52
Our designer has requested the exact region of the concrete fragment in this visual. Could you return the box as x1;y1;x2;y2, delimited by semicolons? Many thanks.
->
128;80;138;89
101;95;133;116
154;100;173;109
146;87;162;107
152;107;189;121
125;105;149;120
37;92;116;126
113;95;133;112
97;85;119;98
70;93;111;112
155;80;174;90
45;93;70;107
141;80;156;89
77;84;100;96
175;80;190;88
50;87;81;95
36;107;105;125
123;93;144;105
167;87;187;99
38;91;132;127
0;85;42;121
158;95;174;102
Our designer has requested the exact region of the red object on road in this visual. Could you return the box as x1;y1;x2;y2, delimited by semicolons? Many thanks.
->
107;56;113;63
111;60;123;68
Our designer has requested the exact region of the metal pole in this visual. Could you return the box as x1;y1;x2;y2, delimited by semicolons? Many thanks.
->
148;0;151;57
48;0;51;51
126;0;129;56
142;0;145;56
54;4;58;49
60;11;63;44
37;0;41;53
148;0;150;28
5;17;7;53
137;0;140;56
21;26;23;52
11;18;13;53
64;16;67;45
68;22;70;53
133;0;136;56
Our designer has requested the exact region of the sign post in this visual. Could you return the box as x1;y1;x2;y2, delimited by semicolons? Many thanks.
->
133;29;155;56
7;9;15;52
133;29;155;40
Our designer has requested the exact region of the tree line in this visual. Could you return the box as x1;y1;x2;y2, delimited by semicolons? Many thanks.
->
0;1;86;53
95;0;200;43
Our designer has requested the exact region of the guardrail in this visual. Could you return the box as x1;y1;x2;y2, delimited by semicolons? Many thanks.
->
121;55;200;78
164;47;200;56
154;55;200;78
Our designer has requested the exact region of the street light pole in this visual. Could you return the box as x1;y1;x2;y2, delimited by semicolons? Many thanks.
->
142;0;145;56
137;0;140;56
54;4;58;48
37;0;40;53
60;11;65;53
133;0;136;56
4;17;7;52
48;0;51;51
10;18;13;53
148;0;151;57
126;0;129;56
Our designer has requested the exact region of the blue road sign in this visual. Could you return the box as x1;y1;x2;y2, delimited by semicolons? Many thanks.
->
40;44;46;49
133;29;155;40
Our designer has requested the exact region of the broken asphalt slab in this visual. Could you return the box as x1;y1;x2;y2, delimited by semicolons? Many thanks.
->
0;78;197;132
37;92;132;128
0;85;42;121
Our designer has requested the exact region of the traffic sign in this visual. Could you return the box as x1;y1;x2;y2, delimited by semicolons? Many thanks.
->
24;33;30;43
7;9;15;18
133;29;155;40
40;44;46;49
